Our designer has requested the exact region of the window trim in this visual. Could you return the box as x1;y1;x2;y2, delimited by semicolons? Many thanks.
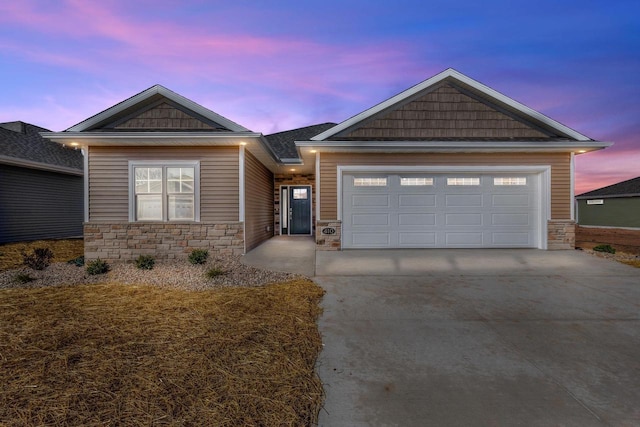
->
128;160;200;222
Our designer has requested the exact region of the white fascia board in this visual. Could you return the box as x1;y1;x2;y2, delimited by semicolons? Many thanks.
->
297;140;612;153
311;68;593;142
41;131;262;146
66;85;250;133
0;155;83;176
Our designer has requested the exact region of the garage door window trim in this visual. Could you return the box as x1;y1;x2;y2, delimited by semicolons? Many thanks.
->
447;177;480;186
353;177;388;187
401;177;434;186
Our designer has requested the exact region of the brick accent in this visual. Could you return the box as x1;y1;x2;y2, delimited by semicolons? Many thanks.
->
274;174;315;235
84;222;244;262
315;220;341;251
576;225;640;255
547;220;575;250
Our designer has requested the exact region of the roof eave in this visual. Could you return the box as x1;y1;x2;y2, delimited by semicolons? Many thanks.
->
0;154;83;176
296;140;612;153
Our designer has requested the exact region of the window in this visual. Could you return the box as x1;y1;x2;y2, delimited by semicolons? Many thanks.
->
130;162;199;221
293;188;308;199
447;177;480;186
401;177;434;186
354;177;387;186
494;177;527;186
587;199;604;205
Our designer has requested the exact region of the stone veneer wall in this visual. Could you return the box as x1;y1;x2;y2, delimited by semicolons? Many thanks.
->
547;220;575;250
315;220;341;251
274;174;315;235
84;222;244;262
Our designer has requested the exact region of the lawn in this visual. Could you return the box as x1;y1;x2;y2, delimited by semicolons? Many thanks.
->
0;280;325;426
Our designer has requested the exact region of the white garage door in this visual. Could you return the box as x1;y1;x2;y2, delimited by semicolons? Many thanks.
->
342;172;540;248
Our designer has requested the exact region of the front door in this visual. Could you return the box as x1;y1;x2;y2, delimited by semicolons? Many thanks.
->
288;186;311;235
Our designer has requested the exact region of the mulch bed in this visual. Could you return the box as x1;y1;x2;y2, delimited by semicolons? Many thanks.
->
0;239;84;272
0;280;325;426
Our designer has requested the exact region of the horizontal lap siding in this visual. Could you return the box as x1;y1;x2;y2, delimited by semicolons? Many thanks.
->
319;152;571;220
0;165;83;243
244;151;274;251
88;146;239;222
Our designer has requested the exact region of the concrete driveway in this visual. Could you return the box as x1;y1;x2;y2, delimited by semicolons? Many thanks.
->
314;249;640;426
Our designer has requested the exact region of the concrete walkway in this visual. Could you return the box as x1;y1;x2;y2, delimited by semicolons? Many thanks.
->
241;235;315;276
243;242;640;426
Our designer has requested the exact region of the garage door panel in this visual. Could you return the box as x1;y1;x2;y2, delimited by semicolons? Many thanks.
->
399;232;436;245
492;194;530;207
445;194;483;207
352;194;390;207
492;232;531;245
351;213;389;226
446;232;483;245
491;213;531;226
343;172;539;249
399;194;436;207
446;213;483;226
398;213;436;226
352;232;390;246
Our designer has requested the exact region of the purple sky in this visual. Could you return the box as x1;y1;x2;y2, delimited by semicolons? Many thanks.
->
1;0;638;194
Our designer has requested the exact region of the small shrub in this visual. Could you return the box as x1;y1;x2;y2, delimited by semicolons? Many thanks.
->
188;249;209;265
22;247;54;270
205;266;226;279
135;255;155;270
593;244;616;254
86;259;110;275
67;256;85;267
13;273;34;284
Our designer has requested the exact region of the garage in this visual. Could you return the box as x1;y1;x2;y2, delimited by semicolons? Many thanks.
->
341;170;543;249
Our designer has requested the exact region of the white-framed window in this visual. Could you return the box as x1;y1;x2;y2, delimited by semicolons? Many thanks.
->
293;188;308;199
129;161;199;222
447;177;480;186
586;199;604;205
354;177;387;187
494;177;527;186
401;177;434;186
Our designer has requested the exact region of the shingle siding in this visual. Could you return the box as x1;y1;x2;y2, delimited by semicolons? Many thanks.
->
0;165;83;243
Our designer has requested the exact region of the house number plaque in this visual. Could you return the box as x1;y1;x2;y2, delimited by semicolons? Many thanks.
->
322;227;336;235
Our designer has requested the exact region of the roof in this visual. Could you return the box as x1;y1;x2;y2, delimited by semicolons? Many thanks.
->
312;68;596;142
66;84;251;133
264;122;337;160
576;176;640;199
0;121;83;174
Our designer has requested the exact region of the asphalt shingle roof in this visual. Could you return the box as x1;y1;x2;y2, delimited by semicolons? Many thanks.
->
0;121;83;171
576;176;640;198
264;123;337;160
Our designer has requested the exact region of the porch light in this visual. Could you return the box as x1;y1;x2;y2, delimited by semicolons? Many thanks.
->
578;150;586;153
290;168;296;172
70;142;79;146
239;142;247;146
310;149;317;153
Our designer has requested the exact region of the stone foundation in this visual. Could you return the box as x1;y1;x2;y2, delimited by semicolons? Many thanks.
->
315;220;341;251
547;220;575;250
84;222;244;262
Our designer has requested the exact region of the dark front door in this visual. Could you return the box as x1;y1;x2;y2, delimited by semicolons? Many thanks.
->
289;186;311;235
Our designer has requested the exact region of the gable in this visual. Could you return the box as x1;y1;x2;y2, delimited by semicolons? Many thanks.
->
104;101;229;131
334;83;556;141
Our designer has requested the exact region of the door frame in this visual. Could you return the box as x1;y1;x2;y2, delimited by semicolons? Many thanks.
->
280;185;313;236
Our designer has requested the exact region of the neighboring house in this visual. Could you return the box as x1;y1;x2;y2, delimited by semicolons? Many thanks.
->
575;177;640;228
42;69;610;261
0;121;83;244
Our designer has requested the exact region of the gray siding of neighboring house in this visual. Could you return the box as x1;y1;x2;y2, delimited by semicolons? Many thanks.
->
0;165;83;243
577;197;640;228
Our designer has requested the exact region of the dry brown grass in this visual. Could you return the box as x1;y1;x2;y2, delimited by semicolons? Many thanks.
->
0;239;84;271
0;280;325;426
621;259;640;268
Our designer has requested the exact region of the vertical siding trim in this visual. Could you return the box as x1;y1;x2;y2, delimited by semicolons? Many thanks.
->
239;145;245;223
570;152;575;221
84;146;89;222
315;151;321;221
